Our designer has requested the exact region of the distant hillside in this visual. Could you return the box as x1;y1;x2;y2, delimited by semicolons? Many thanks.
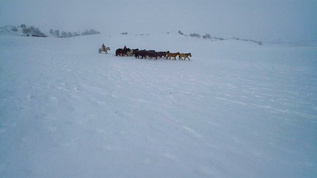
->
0;24;101;38
0;24;46;37
178;30;263;45
48;29;100;38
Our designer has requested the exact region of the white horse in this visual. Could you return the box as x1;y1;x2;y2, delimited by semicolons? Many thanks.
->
98;47;110;54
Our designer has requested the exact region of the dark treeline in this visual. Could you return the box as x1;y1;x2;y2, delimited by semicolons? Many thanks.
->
49;29;100;38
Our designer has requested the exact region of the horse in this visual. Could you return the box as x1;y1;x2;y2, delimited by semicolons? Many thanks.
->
146;51;159;60
135;50;147;59
179;53;192;61
116;48;123;56
116;48;126;56
116;48;132;56
156;51;169;58
99;47;110;54
131;49;139;56
166;52;180;60
126;49;134;56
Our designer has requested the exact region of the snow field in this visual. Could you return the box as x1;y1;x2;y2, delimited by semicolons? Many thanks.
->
0;34;317;177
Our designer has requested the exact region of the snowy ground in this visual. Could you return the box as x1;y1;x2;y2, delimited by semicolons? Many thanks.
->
0;33;317;177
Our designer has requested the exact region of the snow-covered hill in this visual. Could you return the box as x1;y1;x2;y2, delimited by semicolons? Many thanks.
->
0;25;24;36
0;25;46;37
0;33;316;177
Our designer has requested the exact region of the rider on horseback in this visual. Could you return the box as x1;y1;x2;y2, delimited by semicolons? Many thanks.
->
102;43;106;51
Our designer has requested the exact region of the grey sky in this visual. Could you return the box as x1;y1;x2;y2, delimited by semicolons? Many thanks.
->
0;0;316;42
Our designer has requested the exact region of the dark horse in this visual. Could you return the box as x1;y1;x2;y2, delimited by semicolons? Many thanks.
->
116;48;131;56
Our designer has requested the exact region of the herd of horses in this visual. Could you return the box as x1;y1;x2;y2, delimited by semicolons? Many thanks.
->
99;46;191;61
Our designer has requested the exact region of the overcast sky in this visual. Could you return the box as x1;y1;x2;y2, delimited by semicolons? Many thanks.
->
0;0;316;42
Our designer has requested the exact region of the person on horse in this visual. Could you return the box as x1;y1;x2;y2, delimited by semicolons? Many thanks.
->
102;43;106;51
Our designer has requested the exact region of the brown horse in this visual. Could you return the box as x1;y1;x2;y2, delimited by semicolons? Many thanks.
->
179;53;192;61
116;48;131;56
166;52;180;60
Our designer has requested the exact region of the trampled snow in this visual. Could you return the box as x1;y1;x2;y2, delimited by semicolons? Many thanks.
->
0;33;316;177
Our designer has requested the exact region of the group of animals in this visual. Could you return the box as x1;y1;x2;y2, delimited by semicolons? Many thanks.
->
99;45;191;61
115;47;191;61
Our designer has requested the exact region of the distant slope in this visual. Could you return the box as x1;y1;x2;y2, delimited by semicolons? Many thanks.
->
0;25;24;36
0;24;46;37
177;30;263;45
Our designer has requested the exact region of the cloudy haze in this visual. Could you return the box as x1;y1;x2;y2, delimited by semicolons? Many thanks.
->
0;0;316;42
